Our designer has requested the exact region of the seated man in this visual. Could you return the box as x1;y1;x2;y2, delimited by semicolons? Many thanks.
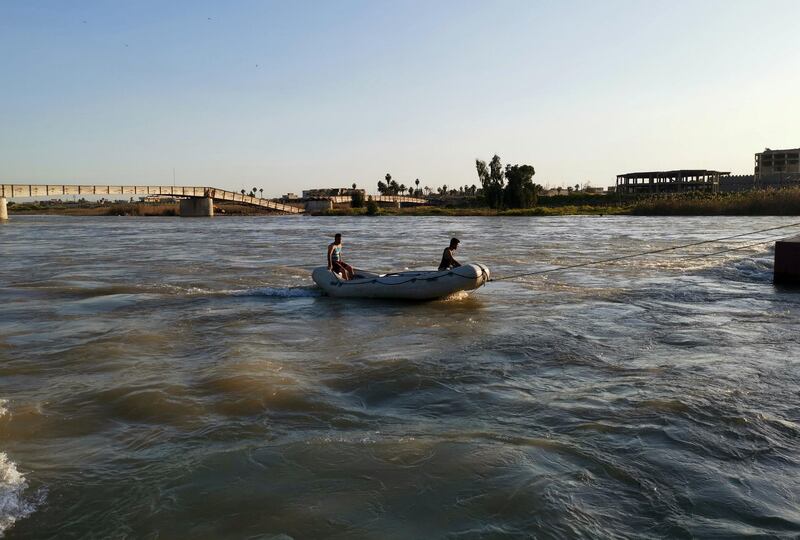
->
438;237;462;271
327;233;355;280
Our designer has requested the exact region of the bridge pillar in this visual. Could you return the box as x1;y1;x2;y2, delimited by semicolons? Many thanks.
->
305;200;333;213
0;197;7;220
179;197;214;217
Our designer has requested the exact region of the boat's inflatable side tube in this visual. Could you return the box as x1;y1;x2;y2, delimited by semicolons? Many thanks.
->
312;263;490;300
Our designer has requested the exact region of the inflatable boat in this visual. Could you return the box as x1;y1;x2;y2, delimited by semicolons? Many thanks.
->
312;263;490;300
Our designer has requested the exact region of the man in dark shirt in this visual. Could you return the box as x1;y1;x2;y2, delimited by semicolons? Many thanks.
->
438;238;462;271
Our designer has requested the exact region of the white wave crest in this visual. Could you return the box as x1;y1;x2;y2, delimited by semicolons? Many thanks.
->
0;453;38;537
1;400;41;537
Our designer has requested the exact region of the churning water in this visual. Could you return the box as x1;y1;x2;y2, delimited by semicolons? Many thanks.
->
1;215;799;538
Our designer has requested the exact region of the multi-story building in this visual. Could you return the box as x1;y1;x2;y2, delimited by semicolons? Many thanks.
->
755;148;800;181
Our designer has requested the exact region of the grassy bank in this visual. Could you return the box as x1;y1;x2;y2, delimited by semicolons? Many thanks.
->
319;205;628;216
9;202;179;216
320;188;800;217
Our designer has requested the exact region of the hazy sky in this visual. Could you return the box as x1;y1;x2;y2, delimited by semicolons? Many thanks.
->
2;0;798;196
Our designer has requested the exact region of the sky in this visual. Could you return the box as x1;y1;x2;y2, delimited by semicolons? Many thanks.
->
1;0;799;196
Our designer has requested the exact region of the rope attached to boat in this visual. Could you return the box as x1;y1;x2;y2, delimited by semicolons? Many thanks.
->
488;221;800;282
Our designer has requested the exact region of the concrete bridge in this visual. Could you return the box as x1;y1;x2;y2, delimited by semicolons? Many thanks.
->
327;194;427;205
0;184;303;218
304;194;428;211
0;184;430;219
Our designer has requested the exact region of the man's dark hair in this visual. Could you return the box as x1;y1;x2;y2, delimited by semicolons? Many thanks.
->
450;238;460;248
334;233;342;241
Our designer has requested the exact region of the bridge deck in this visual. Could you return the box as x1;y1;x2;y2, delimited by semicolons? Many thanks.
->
0;184;304;214
328;195;428;204
0;184;430;213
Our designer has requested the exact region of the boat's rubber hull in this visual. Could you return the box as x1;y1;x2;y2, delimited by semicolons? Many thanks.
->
312;263;490;300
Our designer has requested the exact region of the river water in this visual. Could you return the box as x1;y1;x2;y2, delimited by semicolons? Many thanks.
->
1;215;799;539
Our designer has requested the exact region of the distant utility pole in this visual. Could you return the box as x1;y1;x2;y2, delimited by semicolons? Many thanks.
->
173;168;176;186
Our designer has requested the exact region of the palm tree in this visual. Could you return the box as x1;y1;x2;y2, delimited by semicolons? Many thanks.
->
415;178;420;195
240;189;246;196
259;188;263;198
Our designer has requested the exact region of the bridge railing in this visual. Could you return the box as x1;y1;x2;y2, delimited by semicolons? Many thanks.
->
0;184;304;213
327;194;428;204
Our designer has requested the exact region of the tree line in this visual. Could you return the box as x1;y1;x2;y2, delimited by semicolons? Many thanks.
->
476;155;542;209
366;154;541;209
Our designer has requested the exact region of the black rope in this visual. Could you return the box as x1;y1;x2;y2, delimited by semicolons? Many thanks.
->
685;236;783;259
489;221;800;282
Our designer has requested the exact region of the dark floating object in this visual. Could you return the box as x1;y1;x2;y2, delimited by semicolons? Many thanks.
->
774;236;800;285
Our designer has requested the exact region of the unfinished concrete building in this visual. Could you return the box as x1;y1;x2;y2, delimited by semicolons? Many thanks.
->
755;147;800;185
615;170;729;195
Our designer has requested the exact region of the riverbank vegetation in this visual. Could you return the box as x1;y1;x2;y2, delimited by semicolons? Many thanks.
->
630;188;800;216
319;188;800;217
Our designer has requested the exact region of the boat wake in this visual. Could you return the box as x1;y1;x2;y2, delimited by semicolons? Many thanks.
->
0;400;43;538
231;286;323;298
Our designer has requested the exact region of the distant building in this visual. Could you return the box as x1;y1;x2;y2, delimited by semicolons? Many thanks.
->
755;148;800;179
282;193;299;200
616;170;729;194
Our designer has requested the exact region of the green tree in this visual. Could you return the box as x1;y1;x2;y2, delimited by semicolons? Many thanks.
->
504;164;539;208
351;183;364;208
476;154;505;208
366;196;379;215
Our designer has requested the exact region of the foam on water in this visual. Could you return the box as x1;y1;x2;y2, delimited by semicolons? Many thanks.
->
0;400;40;538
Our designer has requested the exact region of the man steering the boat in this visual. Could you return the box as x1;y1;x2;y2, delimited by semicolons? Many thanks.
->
328;233;355;280
438;238;462;271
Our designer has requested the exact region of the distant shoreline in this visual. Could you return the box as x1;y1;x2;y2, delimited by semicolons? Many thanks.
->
8;188;800;217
